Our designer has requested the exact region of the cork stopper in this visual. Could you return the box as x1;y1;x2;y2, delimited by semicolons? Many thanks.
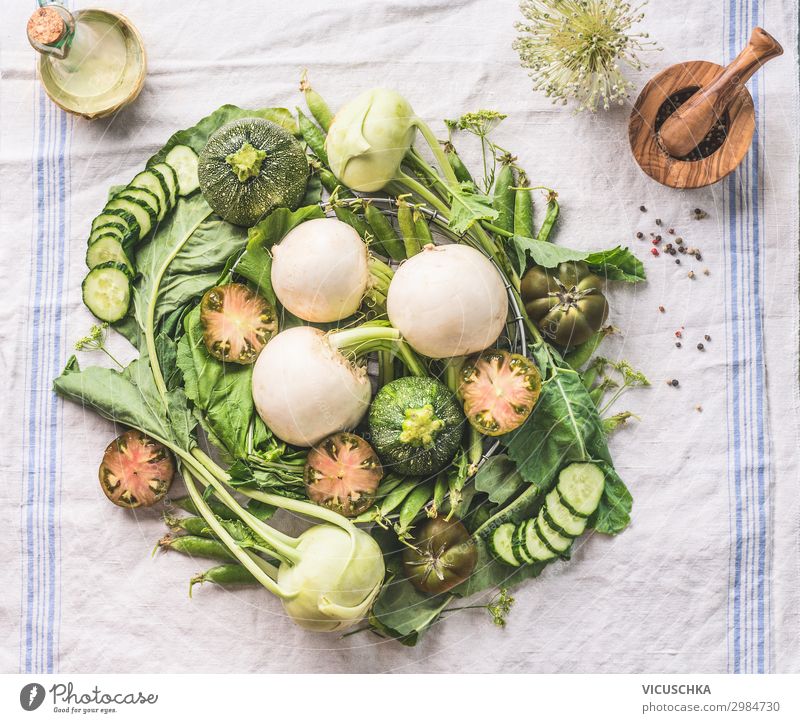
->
27;7;65;46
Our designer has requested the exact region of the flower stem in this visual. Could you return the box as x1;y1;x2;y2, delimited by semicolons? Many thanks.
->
413;118;460;187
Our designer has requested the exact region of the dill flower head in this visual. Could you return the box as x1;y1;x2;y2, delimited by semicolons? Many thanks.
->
513;0;659;112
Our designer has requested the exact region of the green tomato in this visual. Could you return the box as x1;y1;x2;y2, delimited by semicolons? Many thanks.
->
403;517;477;595
520;261;609;347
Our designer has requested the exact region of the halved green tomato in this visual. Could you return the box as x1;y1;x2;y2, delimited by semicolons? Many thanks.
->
200;283;277;364
459;349;542;436
304;432;383;517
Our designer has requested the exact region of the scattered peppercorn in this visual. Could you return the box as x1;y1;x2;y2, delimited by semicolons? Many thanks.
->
675;330;682;338
669;248;677;256
676;342;682;348
675;258;681;264
668;228;675;235
636;231;644;239
639;205;647;212
655;218;662;226
704;334;711;341
697;343;704;351
695;252;702;261
688;270;695;279
658;305;665;312
703;268;710;275
652;238;660;246
678;246;686;253
651;248;659;256
675;237;683;244
695;405;703;412
670;379;680;387
693;208;708;219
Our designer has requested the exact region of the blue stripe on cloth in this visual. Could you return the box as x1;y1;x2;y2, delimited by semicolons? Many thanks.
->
21;55;70;672
724;0;771;674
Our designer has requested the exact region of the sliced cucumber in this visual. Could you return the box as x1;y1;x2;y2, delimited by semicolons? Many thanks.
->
149;162;178;208
82;262;132;323
556;462;605;518
86;236;133;272
89;223;127;245
535;510;572;556
91;210;139;238
524;519;556;562
105;197;151;239
544;489;587;538
489;523;520;567
129;170;168;221
115;187;160;224
166;145;200;196
512;521;534;564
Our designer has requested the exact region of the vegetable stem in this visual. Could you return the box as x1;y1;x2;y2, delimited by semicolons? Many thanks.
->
412;118;460;187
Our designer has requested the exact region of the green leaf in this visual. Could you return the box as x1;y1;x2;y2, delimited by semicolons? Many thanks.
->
584;246;646;282
131;194;248;345
593;461;633;534
147;105;298;165
176;306;256;459
236;205;325;303
511;236;645;283
447;182;498;234
53;355;194;450
474;454;525;506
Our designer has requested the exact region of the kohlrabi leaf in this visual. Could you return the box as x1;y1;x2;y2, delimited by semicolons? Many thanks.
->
592;461;633;534
53;355;195;451
474;454;525;506
147;105;298;165
447;182;498;234
131;194;248;346
176;306;256;460
236;205;325;303
512;234;588;268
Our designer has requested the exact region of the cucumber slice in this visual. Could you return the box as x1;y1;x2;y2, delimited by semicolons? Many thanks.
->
536;509;572;555
129;170;168;221
149;162;178;208
512;522;534;564
166;145;200;196
89;223;127;245
524;519;556;562
86;236;133;272
91;210;139;238
116;187;160;223
105;197;151;239
82;262;132;323
489;523;520;567
556;462;605;518
544;489;587;539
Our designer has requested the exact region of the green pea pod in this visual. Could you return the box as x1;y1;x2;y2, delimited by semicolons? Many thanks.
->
319;169;354;198
514;185;534;238
170;496;232;520
190;564;256;594
379;478;419;516
365;203;405;260
397;198;422;257
159;535;235;562
536;195;560;243
589;384;606;406
431;473;448;517
167;516;214;537
334;205;370;239
581;365;600;391
297;108;328;164
444;143;474;185
301;71;334;131
493;164;516;233
564;328;609;371
398;481;435;533
413;208;433;248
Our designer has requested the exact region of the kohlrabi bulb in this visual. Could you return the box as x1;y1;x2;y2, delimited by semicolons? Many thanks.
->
325;89;417;192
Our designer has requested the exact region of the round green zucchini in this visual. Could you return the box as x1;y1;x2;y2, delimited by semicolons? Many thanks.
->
198;117;309;226
368;377;465;477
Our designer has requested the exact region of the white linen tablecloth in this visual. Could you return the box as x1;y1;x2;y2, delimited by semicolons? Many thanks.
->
1;0;798;673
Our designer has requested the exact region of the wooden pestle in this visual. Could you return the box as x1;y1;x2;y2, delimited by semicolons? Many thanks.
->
658;28;782;158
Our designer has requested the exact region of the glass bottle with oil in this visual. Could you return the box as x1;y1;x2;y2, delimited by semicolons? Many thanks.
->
27;1;146;119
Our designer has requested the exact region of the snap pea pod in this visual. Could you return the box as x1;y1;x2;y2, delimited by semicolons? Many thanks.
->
514;179;534;239
444;142;474;185
431;473;448;517
564;328;610;371
166;515;213;537
190;564;257;593
378;478;419;517
297;107;328;164
413;207;434;247
397;481;435;534
397;198;422;257
158;534;235;562
170;495;232;520
334;205;370;239
589;384;606;406
300;71;333;131
493;164;516;233
365;203;405;260
536;193;560;243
